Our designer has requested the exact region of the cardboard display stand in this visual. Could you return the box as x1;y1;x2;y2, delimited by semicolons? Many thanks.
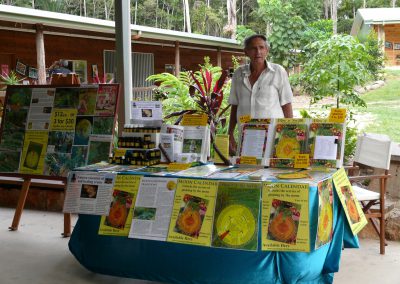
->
0;84;119;236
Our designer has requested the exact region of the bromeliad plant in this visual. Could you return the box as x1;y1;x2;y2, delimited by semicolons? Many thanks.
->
148;58;231;164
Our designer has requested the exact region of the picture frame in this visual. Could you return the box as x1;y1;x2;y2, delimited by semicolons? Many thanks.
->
91;64;98;78
385;41;393;49
28;66;38;79
394;43;400;50
15;60;27;76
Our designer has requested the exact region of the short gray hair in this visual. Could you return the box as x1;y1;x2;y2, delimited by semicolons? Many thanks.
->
244;34;270;50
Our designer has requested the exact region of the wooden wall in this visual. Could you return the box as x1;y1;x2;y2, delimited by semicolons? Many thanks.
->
374;24;400;66
0;29;242;83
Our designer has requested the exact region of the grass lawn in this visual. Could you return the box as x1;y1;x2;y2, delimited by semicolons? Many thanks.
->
356;70;400;142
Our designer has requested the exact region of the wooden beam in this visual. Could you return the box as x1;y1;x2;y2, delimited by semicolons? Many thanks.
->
175;41;180;77
35;24;46;84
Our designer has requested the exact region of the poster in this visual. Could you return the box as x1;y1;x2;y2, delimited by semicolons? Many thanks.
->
262;182;310;252
332;168;367;235
315;178;334;249
212;181;261;251
167;179;218;247
98;175;141;236
19;131;49;174
63;171;116;215
129;177;177;241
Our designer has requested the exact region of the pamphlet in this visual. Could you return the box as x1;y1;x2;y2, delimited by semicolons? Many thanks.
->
182;126;210;163
167;178;218;246
63;171;116;215
129;177;177;241
98;175;141;236
160;133;174;162
261;182;310;252
238;122;270;164
26;88;55;131
173;164;219;177
332;168;367;235
161;124;184;161
19;131;49;174
208;166;262;180
212;181;261;251
309;119;346;168
270;119;308;168
315;178;334;249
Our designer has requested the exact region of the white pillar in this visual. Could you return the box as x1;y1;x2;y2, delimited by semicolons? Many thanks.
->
115;1;132;132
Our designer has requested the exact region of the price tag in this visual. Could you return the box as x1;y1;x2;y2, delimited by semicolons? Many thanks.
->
167;163;191;171
113;149;126;158
328;108;347;123
239;115;251;124
240;156;257;165
294;154;310;169
50;109;77;131
181;113;208;126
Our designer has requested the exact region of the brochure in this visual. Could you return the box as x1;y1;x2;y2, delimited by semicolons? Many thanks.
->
261;182;310;252
332;168;367;235
167;178;218;247
95;84;118;116
212;181;261;251
309;119;346;168
129;177;177;241
207;166;262;180
63;171;116;215
270;119;308;168
26;88;55;131
160;133;174;162
182;125;210;163
315;178;334;249
98;175;141;236
173;164;219;178
161;124;184;161
238;122;270;164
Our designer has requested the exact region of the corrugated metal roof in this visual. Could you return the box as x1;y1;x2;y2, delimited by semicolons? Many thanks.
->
0;4;242;49
351;8;400;36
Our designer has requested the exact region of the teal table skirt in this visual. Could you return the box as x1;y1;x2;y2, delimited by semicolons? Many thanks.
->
69;184;359;284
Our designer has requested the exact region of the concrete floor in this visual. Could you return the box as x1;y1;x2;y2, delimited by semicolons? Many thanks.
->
0;207;399;284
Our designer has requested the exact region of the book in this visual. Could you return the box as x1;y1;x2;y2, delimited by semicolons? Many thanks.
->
261;182;310;252
308;119;346;168
332;168;367;235
270;119;308;168
98;175;141;236
161;124;184;161
212;181;261;251
167;178;218;247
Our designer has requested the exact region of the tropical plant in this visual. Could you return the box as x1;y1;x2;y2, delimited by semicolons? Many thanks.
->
0;70;25;90
148;57;231;164
358;30;385;81
299;34;372;108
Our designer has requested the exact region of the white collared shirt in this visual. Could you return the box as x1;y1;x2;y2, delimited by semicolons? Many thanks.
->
229;61;293;124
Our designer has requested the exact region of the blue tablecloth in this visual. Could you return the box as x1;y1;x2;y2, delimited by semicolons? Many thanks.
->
69;183;359;284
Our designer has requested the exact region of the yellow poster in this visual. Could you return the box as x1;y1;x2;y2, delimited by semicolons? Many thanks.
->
332;168;367;235
19;131;49;175
98;175;141;236
261;182;310;252
50;109;77;131
181;113;208;126
214;134;229;164
167;178;218;247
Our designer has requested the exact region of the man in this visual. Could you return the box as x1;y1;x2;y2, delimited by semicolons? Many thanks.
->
228;34;293;155
48;59;71;76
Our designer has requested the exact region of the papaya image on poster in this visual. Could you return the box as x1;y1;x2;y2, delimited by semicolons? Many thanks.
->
105;190;134;229
23;141;43;170
341;185;360;224
267;199;301;244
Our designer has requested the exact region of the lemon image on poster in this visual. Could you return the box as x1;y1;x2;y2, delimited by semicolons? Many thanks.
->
216;204;256;247
23;141;43;170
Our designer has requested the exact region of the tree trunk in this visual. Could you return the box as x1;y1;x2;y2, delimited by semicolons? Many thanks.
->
227;0;237;39
35;24;46;85
392;0;397;7
332;0;337;34
324;0;330;19
183;0;191;33
83;0;87;17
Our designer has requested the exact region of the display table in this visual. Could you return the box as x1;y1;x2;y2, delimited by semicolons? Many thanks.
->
68;170;359;284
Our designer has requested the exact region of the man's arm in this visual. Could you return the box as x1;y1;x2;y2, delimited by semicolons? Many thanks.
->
228;105;238;156
282;103;293;118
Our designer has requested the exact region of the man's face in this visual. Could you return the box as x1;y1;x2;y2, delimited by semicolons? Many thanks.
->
244;37;269;64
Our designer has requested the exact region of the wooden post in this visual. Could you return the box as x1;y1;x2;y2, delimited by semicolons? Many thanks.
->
175;41;180;77
35;24;46;84
9;178;31;231
217;47;222;67
377;25;385;61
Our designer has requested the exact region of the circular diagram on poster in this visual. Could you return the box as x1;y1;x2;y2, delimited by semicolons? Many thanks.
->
216;205;256;247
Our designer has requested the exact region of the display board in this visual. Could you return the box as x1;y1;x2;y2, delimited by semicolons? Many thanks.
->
0;84;119;176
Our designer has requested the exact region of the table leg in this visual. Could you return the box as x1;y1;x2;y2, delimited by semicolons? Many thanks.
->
9;178;31;231
62;213;71;237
